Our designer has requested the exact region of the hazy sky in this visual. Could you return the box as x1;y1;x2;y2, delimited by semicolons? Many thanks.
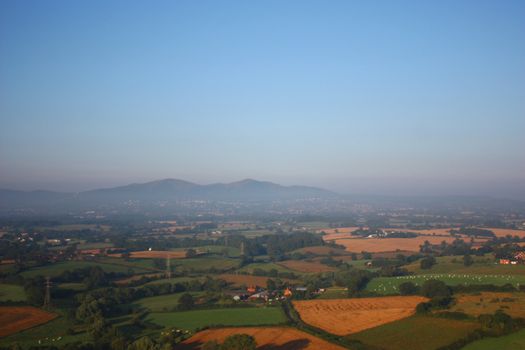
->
1;0;524;198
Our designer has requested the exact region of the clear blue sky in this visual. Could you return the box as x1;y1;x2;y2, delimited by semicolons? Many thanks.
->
1;0;524;198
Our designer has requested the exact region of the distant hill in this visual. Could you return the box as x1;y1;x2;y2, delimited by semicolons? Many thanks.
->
0;179;337;214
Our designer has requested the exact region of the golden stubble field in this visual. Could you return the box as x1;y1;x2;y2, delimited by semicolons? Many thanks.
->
177;327;346;350
293;296;428;335
449;292;525;318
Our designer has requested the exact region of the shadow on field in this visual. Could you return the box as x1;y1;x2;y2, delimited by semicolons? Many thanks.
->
176;339;310;350
259;339;310;350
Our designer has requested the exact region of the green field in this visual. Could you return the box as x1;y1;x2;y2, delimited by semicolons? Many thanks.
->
317;287;348;299
0;284;26;302
348;315;479;350
57;282;87;291
367;274;525;294
76;242;114;250
134;292;205;312
95;257;159;271
35;224;110;232
461;329;525;350
406;256;525;276
20;261;149;278
147;307;286;331
237;262;296;274
173;257;240;272
145;276;202;286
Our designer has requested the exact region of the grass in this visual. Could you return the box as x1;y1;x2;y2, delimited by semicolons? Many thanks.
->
95;257;159;270
367;274;525;295
0;284;26;302
406;255;525;276
173;257;240;272
134;292;205;312
348;315;479;350
461;328;525;350
316;287;348;299
147;307;286;331
35;224;110;232
76;242;114;250
145;276;203;286
57;283;87;291
237;262;296;274
20;260;149;278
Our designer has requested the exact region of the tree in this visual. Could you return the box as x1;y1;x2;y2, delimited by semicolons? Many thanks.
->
178;293;194;310
186;248;197;258
420;256;436;270
221;334;256;350
128;336;160;350
399;282;418;295
202;340;220;350
463;254;474;267
266;278;276;291
421;279;451;298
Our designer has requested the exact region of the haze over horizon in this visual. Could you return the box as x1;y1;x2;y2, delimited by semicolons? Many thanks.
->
1;1;524;199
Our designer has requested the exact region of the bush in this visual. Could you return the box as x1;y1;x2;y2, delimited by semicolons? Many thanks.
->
420;256;436;270
399;282;418;295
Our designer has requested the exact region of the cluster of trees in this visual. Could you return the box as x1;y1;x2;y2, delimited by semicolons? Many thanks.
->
56;266;111;289
451;227;495;238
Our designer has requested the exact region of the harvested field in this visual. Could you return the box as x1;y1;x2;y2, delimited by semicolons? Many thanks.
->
327;236;465;253
485;228;525;238
276;260;336;273
389;228;454;236
450;292;525;318
177;327;346;350
0;307;57;337
293;296;427;335
216;274;297;288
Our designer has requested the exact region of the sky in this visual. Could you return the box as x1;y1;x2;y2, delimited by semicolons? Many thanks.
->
1;0;524;198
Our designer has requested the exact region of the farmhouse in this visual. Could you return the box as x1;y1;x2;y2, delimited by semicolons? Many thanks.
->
515;251;525;262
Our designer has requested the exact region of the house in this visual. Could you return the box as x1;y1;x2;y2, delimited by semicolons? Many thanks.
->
248;291;269;301
247;285;258;294
515;252;525;262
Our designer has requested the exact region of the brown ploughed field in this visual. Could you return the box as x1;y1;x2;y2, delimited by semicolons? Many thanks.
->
293;296;428;335
177;327;346;350
0;306;57;337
